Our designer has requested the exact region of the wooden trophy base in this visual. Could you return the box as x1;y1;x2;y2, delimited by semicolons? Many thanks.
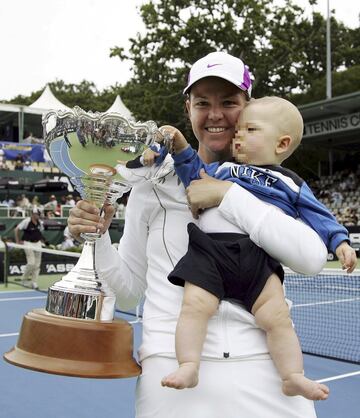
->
3;308;141;378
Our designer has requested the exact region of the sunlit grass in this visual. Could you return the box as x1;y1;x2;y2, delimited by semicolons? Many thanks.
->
0;274;62;292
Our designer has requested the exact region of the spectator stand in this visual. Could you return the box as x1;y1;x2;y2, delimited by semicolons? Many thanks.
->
309;166;360;228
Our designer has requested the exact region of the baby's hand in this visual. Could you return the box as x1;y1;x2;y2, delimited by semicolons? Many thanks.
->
335;241;357;273
142;148;160;166
160;125;188;154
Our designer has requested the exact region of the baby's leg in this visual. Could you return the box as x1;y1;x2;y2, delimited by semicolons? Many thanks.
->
161;282;219;389
252;274;329;401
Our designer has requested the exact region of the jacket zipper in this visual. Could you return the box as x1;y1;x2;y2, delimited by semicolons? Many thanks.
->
221;302;230;358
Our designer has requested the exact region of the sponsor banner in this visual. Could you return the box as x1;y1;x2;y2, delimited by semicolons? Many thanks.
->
4;261;76;279
0;141;45;162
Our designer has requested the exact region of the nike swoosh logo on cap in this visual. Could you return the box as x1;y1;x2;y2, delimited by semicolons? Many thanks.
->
207;63;222;68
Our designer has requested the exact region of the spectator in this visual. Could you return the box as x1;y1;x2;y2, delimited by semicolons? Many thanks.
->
0;160;9;170
2;197;15;207
0;145;6;166
331;189;343;206
44;194;58;212
11;197;24;217
14;208;45;289
349;197;358;210
65;194;75;207
342;207;358;227
319;187;331;200
14;154;25;170
14;160;24;170
44;210;56;219
23;161;34;172
339;179;348;192
59;195;67;206
17;194;30;211
30;196;43;212
347;172;357;191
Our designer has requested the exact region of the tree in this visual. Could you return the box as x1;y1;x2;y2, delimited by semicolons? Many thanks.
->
4;0;359;132
291;65;360;105
110;0;359;142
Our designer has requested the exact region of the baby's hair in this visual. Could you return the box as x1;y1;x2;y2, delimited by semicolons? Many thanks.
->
252;97;303;142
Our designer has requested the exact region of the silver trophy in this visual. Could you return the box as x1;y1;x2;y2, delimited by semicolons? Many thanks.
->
4;106;164;378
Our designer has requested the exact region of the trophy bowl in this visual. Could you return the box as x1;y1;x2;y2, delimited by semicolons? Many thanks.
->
4;106;162;378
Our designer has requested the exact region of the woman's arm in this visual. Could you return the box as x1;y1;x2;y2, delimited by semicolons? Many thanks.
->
186;172;327;275
95;226;148;311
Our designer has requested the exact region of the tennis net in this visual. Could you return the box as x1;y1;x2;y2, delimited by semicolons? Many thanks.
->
0;241;142;321
284;268;360;364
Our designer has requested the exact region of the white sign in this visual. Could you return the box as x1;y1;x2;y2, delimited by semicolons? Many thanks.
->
303;112;360;138
45;263;75;273
9;265;25;275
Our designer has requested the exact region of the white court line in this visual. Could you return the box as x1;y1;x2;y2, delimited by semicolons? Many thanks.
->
0;290;33;294
0;332;19;338
293;297;360;308
0;296;46;302
317;370;360;383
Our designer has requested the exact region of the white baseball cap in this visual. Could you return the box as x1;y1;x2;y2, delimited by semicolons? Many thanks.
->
183;51;252;98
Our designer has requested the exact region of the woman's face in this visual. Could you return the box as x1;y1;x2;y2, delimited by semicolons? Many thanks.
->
186;77;247;163
232;103;280;165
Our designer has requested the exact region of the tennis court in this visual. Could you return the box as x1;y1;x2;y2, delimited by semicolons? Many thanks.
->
1;269;359;418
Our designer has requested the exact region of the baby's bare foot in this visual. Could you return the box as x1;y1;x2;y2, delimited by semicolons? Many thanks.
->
161;362;199;390
283;373;329;400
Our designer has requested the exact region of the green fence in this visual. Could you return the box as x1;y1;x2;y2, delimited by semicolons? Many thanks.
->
0;217;124;245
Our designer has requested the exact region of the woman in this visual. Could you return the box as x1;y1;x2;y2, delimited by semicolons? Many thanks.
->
68;52;327;417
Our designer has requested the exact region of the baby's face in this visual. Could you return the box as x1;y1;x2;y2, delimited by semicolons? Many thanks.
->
232;103;279;165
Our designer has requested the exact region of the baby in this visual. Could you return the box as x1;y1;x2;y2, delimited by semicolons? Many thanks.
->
117;97;356;400
155;97;356;400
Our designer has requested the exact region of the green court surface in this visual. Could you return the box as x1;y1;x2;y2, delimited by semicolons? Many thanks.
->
0;274;62;292
66;132;147;178
324;260;349;269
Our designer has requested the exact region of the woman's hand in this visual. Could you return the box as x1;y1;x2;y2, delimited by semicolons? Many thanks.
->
160;125;188;154
186;170;232;219
142;148;160;166
68;200;115;240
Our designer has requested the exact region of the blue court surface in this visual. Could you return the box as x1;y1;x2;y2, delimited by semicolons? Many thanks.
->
0;290;359;418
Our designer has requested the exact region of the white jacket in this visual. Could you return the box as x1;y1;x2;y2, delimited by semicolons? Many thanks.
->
96;156;327;361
